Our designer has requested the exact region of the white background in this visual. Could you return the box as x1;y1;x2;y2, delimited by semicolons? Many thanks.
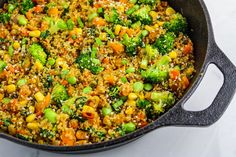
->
1;0;236;156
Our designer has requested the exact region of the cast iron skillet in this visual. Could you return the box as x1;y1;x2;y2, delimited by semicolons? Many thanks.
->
0;0;236;153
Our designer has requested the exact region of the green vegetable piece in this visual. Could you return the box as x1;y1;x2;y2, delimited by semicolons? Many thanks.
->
126;67;135;74
126;5;139;15
112;99;124;111
77;17;84;28
121;59;128;65
20;0;34;14
61;104;73;115
3;118;12;127
60;69;69;78
140;58;148;69
104;27;115;39
40;128;55;139
108;86;119;98
8;45;14;56
0;60;7;73
153;103;164;113
88;12;98;22
57;19;68;30
121;77;128;83
146;44;158;59
101;107;112;116
131;5;152;25
44;108;57;124
141;30;149;37
163;13;187;34
28;43;47;65
104;8;119;24
66;19;75;30
47;58;55;66
97;7;104;17
17;15;28;26
133;82;144;92
8;4;16;13
131;21;141;29
137;99;150;108
83;86;92;94
138;0;159;5
17;79;27;87
2;98;11;104
0;13;11;23
130;0;137;4
40;30;50;39
67;76;77;85
51;84;69;102
95;38;103;46
154;32;176;55
122;122;136;133
151;91;175;106
144;83;153;91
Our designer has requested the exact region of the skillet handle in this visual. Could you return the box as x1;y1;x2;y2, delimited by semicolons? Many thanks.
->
156;43;236;127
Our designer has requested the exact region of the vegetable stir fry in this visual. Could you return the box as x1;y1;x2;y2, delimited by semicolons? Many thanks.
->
0;0;195;146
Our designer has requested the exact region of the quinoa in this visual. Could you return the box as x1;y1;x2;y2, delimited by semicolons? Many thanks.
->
0;0;195;146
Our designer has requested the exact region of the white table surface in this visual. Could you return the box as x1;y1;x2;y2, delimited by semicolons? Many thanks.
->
1;0;236;157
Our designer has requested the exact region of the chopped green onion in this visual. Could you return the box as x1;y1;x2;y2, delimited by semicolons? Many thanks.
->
126;67;135;74
122;122;136;133
77;17;84;28
133;82;144;92
121;77;128;83
101;107;112;116
83;86;92;94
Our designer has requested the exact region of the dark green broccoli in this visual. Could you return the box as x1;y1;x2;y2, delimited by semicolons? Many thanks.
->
122;33;143;56
0;60;7;73
51;84;69;103
76;53;104;75
145;44;158;59
75;96;88;109
138;0;160;5
130;5;152;25
0;13;11;24
40;30;50;39
2;118;12;127
141;56;171;83
108;86;119;98
28;43;47;65
20;0;35;14
104;8;119;24
151;91;175;106
61;97;77;115
137;99;151;109
154;32;176;55
163;13;188;34
16;134;30;141
39;128;55;139
97;7;104;17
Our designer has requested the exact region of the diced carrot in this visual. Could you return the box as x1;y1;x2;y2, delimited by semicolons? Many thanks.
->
36;93;51;115
126;28;135;37
94;3;101;8
181;75;190;89
82;112;94;119
69;119;79;129
183;43;193;55
26;10;33;20
34;5;43;13
61;80;68;86
169;69;180;80
140;121;148;127
61;129;76;146
102;58;109;64
67;86;74;96
48;8;59;17
108;42;124;54
104;74;115;84
92;17;107;26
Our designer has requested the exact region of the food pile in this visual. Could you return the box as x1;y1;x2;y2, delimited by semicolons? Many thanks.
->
0;0;195;146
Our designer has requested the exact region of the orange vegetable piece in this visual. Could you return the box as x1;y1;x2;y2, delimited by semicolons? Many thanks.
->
82;112;95;119
92;17;107;26
108;42;124;54
48;8;59;17
26;10;33;20
183;43;193;55
181;75;190;89
61;129;76;146
34;5;43;13
169;69;180;80
36;93;51;116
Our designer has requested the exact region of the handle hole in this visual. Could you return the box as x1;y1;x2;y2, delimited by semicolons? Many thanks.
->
183;64;224;111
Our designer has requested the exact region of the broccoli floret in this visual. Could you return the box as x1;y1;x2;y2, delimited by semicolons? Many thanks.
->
76;53;104;75
141;56;171;83
75;96;88;109
0;13;11;24
2;118;12;127
138;0;160;5
122;34;143;56
51;84;69;103
164;13;188;34
108;86;119;98
154;32;176;55
104;8;120;24
151;91;175;106
20;0;34;14
28;43;47;65
137;99;151;109
0;60;7;73
39;128;55;139
61;97;77;115
131;5;152;25
145;44;158;59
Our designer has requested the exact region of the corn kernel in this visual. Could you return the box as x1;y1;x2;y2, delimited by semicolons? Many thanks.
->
149;11;158;20
13;42;20;49
125;107;134;115
29;106;35;113
169;51;178;59
19;100;28;106
0;93;4;101
74;28;82;35
27;122;39;130
34;92;45;102
6;84;16;93
128;93;138;100
26;114;36;123
99;32;107;41
114;25;121;35
157;21;164;26
144;25;154;32
82;105;95;112
138;92;145;100
166;7;176;16
8;125;16;135
29;30;41;37
34;60;43;71
126;100;136;107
